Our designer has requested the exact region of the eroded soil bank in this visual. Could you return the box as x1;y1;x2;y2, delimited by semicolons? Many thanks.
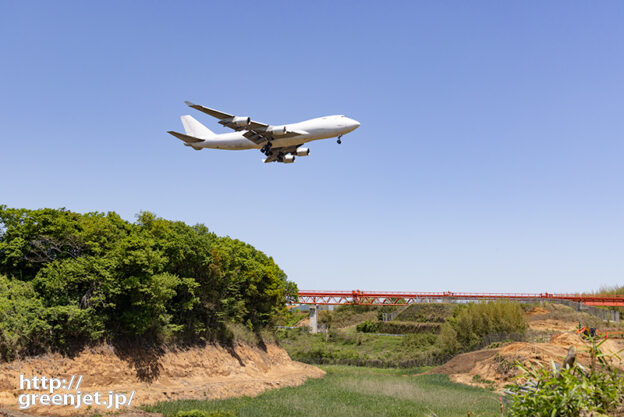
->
430;305;624;390
0;343;324;416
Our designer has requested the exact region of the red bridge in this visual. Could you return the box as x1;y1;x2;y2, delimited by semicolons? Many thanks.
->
296;290;624;307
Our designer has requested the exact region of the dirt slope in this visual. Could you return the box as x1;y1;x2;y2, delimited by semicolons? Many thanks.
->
430;305;624;390
434;332;624;389
0;343;324;416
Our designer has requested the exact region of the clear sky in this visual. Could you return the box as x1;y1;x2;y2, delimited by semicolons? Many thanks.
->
1;2;623;293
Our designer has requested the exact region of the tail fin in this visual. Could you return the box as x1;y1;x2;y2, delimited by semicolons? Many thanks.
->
180;115;214;138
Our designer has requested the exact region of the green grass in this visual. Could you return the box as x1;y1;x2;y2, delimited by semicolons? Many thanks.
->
277;329;445;367
325;305;381;329
144;366;500;417
277;304;453;367
395;304;455;323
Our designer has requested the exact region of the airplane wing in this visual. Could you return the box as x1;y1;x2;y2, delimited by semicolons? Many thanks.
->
185;101;269;131
184;101;306;146
241;129;304;145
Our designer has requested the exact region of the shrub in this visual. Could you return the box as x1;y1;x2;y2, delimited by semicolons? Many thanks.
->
356;320;379;333
0;276;50;360
508;338;624;416
435;322;459;354
444;301;527;351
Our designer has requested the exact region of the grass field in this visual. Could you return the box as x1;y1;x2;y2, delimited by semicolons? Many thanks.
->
278;328;446;367
144;366;500;417
277;304;450;367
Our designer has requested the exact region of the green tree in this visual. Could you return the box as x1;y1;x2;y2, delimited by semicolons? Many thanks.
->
0;206;297;359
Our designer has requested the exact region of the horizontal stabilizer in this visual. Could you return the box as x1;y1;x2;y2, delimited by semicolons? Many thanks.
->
167;131;205;144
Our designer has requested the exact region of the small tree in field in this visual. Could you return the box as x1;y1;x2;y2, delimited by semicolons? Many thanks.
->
319;310;333;341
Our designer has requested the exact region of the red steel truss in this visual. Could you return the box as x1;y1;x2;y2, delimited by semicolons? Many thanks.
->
295;290;624;307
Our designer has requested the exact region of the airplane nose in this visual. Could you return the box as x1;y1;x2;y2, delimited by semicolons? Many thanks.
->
351;119;360;129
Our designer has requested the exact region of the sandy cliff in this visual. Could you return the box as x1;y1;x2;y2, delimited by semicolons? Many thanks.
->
0;343;324;416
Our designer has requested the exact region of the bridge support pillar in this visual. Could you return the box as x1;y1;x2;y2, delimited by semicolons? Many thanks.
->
309;305;318;333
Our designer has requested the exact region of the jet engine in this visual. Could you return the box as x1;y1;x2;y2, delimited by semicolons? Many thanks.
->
266;125;287;135
282;155;295;163
295;147;310;156
230;116;251;127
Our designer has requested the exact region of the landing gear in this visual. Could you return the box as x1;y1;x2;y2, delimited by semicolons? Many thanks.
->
337;135;342;144
261;141;273;156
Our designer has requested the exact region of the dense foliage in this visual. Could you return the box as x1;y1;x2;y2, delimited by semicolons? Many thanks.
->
393;304;454;323
0;206;297;360
437;301;527;353
356;320;440;334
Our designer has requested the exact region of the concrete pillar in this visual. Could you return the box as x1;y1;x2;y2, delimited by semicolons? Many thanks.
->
309;305;318;333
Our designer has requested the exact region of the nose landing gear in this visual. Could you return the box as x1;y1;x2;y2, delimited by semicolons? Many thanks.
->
337;135;342;144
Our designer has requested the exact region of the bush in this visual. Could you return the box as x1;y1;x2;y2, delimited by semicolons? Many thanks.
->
356;320;379;333
435;322;459;354
443;301;527;352
0;276;50;360
507;339;624;416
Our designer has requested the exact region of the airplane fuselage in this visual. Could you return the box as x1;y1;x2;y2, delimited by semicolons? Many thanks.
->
169;102;360;163
193;115;359;150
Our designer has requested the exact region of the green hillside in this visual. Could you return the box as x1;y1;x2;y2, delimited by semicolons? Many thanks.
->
279;302;528;367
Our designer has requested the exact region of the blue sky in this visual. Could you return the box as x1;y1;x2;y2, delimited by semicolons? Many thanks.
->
1;1;623;293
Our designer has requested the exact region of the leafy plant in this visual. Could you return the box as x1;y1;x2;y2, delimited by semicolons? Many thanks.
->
507;338;624;416
356;320;379;333
437;301;527;354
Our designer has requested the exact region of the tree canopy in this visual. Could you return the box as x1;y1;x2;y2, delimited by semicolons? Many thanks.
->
0;206;297;360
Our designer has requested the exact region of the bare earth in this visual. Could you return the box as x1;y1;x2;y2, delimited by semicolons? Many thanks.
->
430;307;624;390
0;343;324;416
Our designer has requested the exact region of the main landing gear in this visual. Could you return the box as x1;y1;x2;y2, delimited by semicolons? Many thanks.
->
337;135;342;144
261;142;273;156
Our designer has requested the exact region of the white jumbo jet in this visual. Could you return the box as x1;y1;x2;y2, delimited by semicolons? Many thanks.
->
168;101;360;163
